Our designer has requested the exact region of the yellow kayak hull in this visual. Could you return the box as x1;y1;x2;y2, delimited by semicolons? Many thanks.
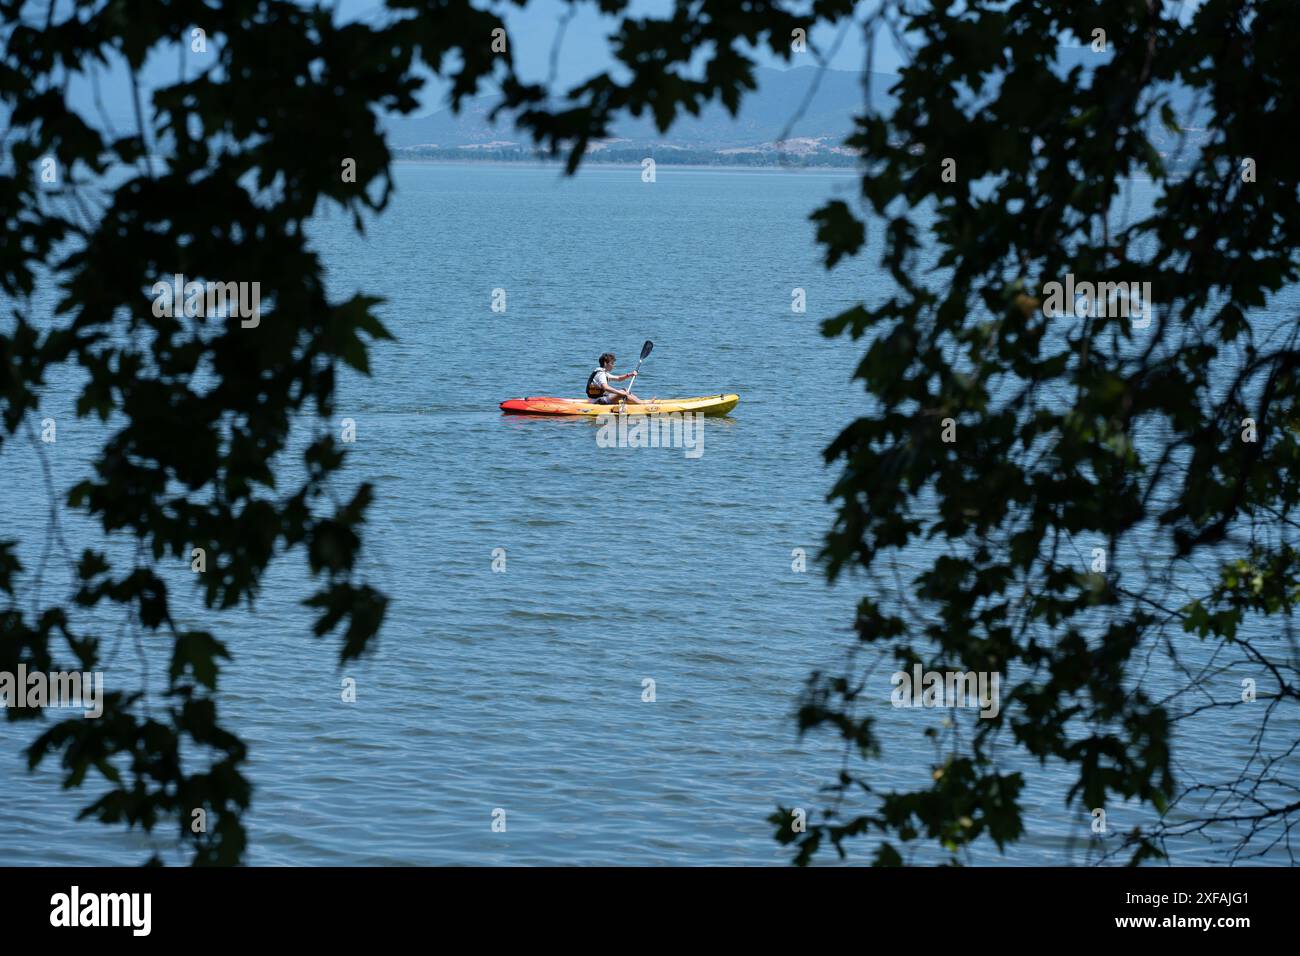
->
501;394;740;417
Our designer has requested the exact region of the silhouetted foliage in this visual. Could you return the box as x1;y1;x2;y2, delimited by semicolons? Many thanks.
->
773;0;1300;865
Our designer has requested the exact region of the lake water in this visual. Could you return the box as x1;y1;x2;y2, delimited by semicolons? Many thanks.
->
0;163;1291;865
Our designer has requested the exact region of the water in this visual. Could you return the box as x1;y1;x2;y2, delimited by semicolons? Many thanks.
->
0;163;1291;865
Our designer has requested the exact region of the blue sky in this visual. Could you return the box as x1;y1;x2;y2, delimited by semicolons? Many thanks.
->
62;0;1208;128
68;0;897;124
337;0;894;93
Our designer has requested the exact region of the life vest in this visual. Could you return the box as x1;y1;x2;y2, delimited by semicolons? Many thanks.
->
586;369;605;399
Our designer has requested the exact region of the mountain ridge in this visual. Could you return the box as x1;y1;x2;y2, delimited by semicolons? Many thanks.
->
385;66;894;151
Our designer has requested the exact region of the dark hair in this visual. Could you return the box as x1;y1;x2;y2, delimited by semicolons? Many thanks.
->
599;353;616;368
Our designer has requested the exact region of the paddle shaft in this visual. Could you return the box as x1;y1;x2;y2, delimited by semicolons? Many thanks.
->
619;342;653;409
617;367;641;409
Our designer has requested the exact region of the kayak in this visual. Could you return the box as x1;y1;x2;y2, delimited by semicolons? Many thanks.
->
500;394;740;417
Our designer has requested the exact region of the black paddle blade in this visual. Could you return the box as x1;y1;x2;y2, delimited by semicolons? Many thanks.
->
640;340;654;359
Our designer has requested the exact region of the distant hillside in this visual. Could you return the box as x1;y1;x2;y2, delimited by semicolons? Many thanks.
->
385;66;897;151
24;54;1210;171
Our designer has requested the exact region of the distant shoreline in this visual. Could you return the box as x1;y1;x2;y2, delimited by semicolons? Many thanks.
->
392;154;861;173
390;157;1168;184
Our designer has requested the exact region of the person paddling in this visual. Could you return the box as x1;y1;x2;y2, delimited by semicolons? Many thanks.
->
586;352;651;405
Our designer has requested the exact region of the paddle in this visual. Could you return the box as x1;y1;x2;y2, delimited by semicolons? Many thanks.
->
619;340;653;410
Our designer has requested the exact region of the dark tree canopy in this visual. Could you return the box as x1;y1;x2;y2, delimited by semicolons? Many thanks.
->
779;0;1300;865
2;0;1297;865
